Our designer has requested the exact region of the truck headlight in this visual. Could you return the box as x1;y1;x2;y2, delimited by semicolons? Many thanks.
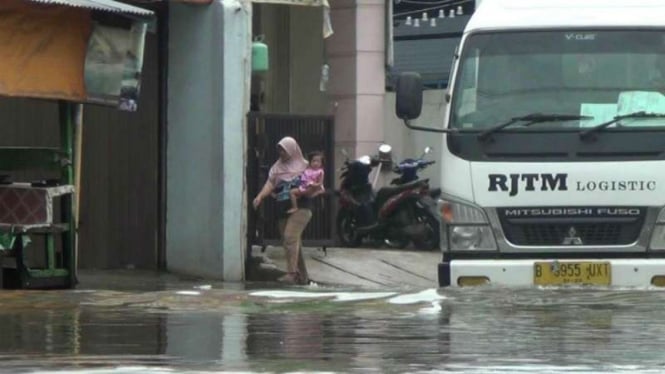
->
649;208;665;250
439;198;497;251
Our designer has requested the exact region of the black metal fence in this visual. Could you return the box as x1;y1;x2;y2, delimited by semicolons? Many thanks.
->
247;112;336;248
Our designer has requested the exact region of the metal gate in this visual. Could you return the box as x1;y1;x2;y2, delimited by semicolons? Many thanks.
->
247;112;335;249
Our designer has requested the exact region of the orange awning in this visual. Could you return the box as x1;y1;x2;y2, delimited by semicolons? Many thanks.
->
0;0;153;105
0;0;91;100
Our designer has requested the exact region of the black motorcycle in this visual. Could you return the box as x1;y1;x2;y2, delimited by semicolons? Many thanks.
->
335;145;441;250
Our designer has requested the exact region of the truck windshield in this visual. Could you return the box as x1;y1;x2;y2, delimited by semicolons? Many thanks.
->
451;30;665;131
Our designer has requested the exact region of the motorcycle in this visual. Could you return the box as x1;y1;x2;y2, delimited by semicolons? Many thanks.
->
389;147;442;250
335;145;441;250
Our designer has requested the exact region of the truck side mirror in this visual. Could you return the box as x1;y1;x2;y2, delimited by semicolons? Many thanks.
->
395;72;423;120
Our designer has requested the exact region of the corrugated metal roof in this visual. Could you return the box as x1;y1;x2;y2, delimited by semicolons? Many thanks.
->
27;0;154;17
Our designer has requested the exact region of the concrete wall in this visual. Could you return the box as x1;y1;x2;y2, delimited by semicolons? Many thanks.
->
383;90;447;189
327;0;387;183
221;0;251;281
167;0;250;280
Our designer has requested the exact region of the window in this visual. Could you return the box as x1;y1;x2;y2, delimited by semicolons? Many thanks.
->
451;30;665;130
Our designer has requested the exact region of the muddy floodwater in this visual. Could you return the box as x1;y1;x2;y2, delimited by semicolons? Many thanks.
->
1;270;665;373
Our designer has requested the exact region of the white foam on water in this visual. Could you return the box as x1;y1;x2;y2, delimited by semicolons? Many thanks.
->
250;290;337;299
249;290;397;302
175;291;201;296
418;300;443;315
387;288;445;305
331;292;397;302
195;285;212;290
250;289;451;304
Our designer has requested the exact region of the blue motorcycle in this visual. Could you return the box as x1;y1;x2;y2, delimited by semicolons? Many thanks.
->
389;147;441;250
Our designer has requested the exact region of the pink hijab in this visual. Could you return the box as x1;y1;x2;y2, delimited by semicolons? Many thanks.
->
268;137;308;186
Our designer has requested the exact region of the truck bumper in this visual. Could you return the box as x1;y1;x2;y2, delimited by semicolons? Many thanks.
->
439;259;665;288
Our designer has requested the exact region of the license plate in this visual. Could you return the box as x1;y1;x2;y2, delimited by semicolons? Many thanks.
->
534;261;611;286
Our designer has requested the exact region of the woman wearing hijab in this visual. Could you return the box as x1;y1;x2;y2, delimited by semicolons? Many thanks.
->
253;137;318;285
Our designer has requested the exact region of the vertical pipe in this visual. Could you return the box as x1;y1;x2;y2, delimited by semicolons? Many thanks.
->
157;1;169;270
73;103;83;281
59;101;76;287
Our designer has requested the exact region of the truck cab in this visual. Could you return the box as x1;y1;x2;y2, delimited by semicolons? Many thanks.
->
396;0;665;287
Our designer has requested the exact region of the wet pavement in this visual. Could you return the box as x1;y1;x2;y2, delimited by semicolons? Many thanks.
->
249;245;440;288
1;267;665;373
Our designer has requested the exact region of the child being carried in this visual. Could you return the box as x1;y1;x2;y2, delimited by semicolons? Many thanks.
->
287;151;325;214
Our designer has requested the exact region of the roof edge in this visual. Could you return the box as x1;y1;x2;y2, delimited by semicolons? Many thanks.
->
27;0;154;17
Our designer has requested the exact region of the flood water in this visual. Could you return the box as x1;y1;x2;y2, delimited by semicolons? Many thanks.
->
2;270;665;373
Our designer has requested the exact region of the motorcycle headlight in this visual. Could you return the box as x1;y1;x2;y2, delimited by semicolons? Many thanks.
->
439;198;497;252
649;208;665;250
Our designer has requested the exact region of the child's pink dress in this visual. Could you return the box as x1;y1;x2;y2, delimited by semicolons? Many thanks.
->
299;168;325;193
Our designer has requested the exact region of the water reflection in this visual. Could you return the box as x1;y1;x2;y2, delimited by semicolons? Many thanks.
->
243;299;454;373
1;283;665;373
0;309;83;355
0;299;170;372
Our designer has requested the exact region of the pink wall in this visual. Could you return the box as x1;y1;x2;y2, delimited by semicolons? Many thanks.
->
327;0;386;178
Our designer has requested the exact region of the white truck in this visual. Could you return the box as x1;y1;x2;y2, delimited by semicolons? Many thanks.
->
395;0;665;287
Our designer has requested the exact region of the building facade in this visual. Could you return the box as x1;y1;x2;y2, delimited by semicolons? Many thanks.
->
0;0;471;282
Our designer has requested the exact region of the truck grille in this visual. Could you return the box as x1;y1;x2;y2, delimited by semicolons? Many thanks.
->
497;207;646;246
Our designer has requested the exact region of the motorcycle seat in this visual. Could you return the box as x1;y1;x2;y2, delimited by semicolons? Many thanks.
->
375;179;427;208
